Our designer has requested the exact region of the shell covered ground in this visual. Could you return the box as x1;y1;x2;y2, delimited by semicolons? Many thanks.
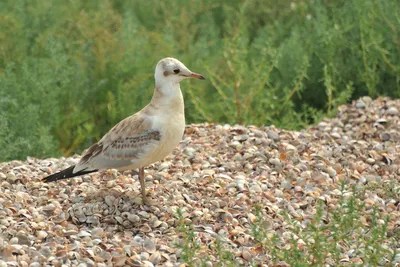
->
0;97;399;266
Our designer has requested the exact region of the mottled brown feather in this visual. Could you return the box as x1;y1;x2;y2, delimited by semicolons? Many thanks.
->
80;143;103;164
77;113;160;167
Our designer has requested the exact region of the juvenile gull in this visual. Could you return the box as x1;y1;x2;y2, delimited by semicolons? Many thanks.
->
42;57;205;204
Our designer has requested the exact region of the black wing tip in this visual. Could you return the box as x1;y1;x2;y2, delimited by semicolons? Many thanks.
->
41;166;75;183
41;165;97;183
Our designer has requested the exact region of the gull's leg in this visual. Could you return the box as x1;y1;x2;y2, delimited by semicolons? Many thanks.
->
139;167;147;204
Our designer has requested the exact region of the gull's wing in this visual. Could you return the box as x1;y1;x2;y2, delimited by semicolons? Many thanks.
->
73;113;161;173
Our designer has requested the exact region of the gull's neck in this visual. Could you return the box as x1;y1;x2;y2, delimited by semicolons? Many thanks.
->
149;80;184;114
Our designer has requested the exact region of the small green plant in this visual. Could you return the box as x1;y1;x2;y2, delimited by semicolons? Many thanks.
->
174;208;204;266
363;180;400;200
213;238;236;267
174;208;237;266
251;183;397;266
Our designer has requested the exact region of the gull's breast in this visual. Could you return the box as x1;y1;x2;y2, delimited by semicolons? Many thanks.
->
145;112;185;165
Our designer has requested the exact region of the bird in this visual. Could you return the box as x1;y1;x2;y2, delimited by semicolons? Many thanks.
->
41;57;205;204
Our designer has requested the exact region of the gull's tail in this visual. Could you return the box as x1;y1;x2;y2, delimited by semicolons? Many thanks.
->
41;165;97;183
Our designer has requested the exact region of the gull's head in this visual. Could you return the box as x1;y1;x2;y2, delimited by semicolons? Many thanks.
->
155;57;205;85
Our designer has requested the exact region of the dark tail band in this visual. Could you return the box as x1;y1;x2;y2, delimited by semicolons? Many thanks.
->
41;165;97;183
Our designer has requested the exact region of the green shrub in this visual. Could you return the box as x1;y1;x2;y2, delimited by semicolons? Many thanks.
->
0;0;399;160
251;183;398;265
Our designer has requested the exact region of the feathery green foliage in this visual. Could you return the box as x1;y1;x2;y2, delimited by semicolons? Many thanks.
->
250;183;398;265
0;0;399;160
173;183;399;265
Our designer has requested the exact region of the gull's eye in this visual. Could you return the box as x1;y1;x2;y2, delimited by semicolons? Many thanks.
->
173;69;180;74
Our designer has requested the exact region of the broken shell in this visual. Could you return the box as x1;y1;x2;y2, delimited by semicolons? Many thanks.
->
143;239;156;254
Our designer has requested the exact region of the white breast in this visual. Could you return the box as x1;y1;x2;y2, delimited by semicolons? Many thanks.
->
145;112;185;165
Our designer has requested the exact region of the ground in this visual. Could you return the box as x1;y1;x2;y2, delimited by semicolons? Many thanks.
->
0;97;399;266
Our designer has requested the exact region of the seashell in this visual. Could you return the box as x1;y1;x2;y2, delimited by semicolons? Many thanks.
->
126;257;142;267
143;239;156;253
142;261;155;267
151;220;163;228
140;252;150;261
242;248;253;261
386;106;398;115
267;130;280;140
366;158;375;165
105;195;116;207
380;133;391;141
138;211;150;218
36;230;48;240
149;251;161;265
113;256;128;267
268;158;281;166
86;216;100;224
127;214;140;223
1;96;400;266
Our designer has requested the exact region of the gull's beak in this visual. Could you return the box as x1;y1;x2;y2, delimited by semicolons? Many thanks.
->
187;72;206;80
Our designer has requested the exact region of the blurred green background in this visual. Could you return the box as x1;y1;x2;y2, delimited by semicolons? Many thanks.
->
0;0;399;161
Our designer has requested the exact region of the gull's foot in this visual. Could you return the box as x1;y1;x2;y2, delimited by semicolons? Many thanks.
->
141;196;155;206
